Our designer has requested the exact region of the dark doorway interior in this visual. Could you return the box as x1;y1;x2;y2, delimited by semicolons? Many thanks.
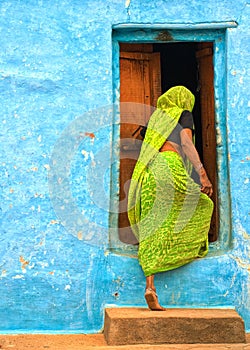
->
153;43;203;162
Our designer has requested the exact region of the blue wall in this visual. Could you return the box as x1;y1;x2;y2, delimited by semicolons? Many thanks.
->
0;0;249;333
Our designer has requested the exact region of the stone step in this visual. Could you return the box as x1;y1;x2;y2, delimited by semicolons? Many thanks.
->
104;308;246;346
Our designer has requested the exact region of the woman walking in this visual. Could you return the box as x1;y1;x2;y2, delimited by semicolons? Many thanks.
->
128;86;214;311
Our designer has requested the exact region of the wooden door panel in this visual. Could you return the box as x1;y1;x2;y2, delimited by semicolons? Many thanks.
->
196;43;218;241
119;49;161;244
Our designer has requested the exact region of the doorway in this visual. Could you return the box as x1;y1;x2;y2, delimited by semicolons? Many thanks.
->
118;42;218;245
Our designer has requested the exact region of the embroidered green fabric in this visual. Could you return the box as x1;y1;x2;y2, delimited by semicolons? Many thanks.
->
137;151;213;276
127;86;214;276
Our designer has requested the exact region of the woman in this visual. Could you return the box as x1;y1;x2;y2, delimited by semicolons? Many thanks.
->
128;86;214;311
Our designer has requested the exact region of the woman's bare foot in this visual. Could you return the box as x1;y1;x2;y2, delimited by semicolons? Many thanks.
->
144;288;166;311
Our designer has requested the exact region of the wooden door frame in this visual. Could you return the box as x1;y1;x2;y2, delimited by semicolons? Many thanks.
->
110;27;233;255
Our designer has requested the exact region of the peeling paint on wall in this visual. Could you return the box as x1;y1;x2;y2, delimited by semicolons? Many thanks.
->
19;256;29;272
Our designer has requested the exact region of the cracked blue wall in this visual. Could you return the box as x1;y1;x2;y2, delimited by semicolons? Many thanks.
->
0;0;249;333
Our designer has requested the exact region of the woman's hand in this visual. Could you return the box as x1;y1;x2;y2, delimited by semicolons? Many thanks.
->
179;129;213;197
200;168;213;197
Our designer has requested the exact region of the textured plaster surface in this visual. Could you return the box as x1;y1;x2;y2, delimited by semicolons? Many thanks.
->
0;0;249;334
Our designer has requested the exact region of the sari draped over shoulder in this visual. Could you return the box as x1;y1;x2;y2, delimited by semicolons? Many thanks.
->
127;86;214;276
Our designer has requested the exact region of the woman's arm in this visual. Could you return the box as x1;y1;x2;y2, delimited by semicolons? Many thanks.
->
180;128;213;197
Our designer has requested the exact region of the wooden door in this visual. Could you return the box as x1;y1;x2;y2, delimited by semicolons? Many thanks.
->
119;46;161;244
196;43;218;241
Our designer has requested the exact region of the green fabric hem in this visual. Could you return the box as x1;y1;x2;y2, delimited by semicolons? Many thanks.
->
143;253;208;277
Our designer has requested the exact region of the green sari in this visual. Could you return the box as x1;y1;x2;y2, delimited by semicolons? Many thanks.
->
127;86;214;276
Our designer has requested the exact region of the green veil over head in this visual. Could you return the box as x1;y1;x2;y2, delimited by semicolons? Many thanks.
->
127;85;195;238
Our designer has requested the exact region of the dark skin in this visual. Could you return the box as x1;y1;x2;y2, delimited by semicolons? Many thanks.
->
181;128;213;198
145;128;213;311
